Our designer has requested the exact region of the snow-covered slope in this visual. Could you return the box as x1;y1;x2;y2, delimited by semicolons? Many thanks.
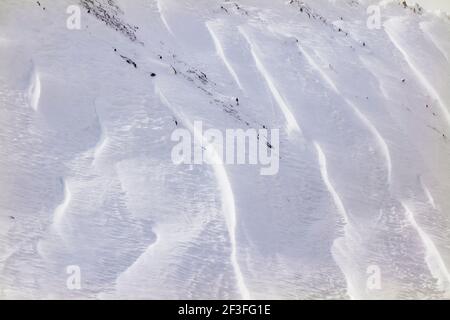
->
1;0;450;299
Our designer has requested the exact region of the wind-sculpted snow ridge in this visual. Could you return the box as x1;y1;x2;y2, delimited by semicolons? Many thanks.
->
385;17;450;129
157;87;250;299
239;27;302;135
155;0;174;37
402;202;450;296
294;39;392;184
420;22;450;63
51;178;72;237
314;142;349;225
206;21;243;91
27;64;41;111
314;142;356;299
1;0;450;299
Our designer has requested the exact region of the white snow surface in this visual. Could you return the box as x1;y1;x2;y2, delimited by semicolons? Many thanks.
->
1;0;450;299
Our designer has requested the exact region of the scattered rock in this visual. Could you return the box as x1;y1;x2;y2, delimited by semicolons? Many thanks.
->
120;54;137;68
81;0;139;42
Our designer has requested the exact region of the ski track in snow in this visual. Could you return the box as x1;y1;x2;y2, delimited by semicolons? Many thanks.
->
402;202;450;294
385;19;450;129
156;87;251;299
238;27;302;135
206;22;243;90
296;42;392;184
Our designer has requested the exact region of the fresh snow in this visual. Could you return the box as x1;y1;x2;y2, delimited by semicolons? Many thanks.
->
1;0;450;299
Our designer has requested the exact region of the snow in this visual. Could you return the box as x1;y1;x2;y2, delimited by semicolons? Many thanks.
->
1;0;450;299
206;21;244;91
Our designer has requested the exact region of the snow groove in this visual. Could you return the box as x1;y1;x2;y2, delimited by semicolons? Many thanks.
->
156;87;251;299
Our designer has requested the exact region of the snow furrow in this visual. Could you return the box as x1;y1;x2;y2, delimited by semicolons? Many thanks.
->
206;22;243;90
402;202;450;293
156;87;250;299
239;27;302;135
